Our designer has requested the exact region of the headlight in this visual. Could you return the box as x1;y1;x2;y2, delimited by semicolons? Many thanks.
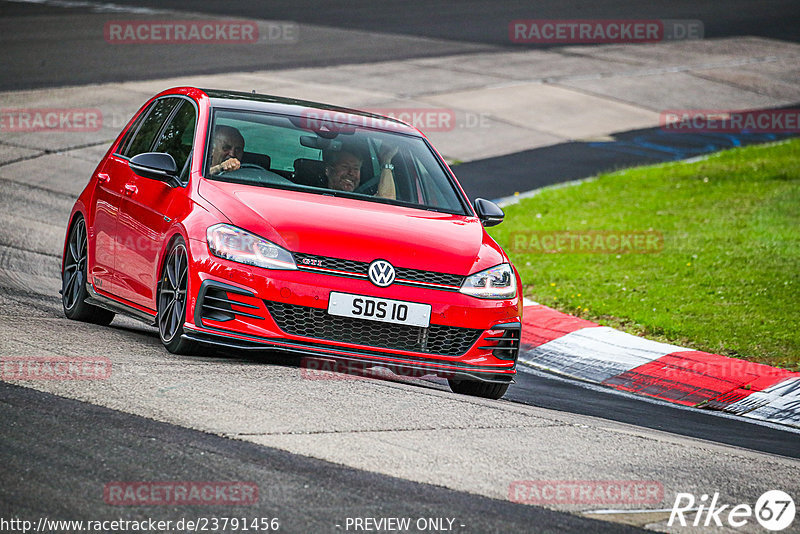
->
206;224;296;270
459;263;516;299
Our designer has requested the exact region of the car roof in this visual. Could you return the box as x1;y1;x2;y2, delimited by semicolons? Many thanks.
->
200;88;423;137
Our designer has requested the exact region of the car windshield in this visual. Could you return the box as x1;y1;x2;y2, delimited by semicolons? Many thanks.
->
204;109;469;215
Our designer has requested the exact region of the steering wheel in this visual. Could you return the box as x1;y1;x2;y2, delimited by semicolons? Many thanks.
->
216;162;267;178
239;163;268;172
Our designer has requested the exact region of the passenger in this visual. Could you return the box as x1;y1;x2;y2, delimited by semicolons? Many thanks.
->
209;125;245;175
323;144;398;199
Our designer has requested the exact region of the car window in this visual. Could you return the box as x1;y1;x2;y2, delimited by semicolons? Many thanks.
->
116;101;154;156
205;109;469;215
123;97;181;158
409;148;458;207
216;117;321;172
154;100;196;176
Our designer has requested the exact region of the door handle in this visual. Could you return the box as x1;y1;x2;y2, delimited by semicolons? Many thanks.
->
96;173;110;184
124;183;138;196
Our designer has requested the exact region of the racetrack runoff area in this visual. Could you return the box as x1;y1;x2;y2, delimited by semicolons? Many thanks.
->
519;301;800;428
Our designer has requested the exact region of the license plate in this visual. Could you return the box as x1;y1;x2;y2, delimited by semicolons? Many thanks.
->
327;292;431;328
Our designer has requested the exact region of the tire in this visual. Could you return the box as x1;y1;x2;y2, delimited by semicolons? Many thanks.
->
61;216;115;325
157;237;197;355
448;379;509;400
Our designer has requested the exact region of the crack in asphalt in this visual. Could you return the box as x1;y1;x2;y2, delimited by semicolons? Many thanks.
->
410;54;796;94
0;242;60;259
0;176;78;198
0;139;111;168
688;71;800;99
0;150;46;167
542;54;794;82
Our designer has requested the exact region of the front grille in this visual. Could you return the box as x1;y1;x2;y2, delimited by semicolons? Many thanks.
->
394;266;463;287
295;253;367;276
264;300;481;357
293;252;464;290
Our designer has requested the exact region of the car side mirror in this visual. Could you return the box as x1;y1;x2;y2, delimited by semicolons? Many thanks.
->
129;152;180;187
474;198;504;227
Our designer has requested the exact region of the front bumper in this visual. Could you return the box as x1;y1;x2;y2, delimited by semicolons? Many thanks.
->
184;241;521;382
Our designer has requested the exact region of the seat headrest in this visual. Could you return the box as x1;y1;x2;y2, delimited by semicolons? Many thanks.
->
293;158;326;188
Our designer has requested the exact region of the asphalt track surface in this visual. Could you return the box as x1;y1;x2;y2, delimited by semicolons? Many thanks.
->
2;1;800;531
2;0;800;90
91;0;800;44
1;382;639;533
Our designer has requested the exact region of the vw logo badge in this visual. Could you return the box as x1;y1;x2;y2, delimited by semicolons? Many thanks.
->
368;259;396;287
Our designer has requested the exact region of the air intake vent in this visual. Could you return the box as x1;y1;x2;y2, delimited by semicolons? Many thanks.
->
480;322;521;361
196;281;263;325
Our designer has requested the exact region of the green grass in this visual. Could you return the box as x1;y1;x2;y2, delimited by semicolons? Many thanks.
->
489;139;800;370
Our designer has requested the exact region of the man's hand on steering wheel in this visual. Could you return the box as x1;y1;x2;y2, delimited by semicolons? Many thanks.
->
210;157;241;175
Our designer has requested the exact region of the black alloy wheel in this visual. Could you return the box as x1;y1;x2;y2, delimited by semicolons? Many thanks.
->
157;238;196;354
62;216;114;325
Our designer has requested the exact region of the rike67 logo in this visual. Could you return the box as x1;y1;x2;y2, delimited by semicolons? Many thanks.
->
669;490;795;531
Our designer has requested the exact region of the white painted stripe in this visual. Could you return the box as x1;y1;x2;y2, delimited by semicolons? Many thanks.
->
494;176;598;207
5;0;169;14
522;298;539;306
519;326;686;383
725;377;800;428
584;508;680;515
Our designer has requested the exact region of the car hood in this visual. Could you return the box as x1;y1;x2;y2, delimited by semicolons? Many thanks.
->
198;180;506;275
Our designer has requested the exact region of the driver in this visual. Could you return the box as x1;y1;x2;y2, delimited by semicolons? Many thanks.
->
323;144;398;199
209;125;245;175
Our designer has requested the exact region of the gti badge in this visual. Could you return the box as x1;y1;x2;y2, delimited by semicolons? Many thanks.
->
301;257;323;267
368;259;396;287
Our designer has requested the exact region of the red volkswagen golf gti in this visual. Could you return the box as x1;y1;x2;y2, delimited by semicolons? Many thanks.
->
61;87;521;399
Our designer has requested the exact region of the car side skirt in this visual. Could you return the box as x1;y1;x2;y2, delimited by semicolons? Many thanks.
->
86;283;157;326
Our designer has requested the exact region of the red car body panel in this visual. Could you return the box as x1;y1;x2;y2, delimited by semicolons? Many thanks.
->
197;179;503;274
64;87;521;382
